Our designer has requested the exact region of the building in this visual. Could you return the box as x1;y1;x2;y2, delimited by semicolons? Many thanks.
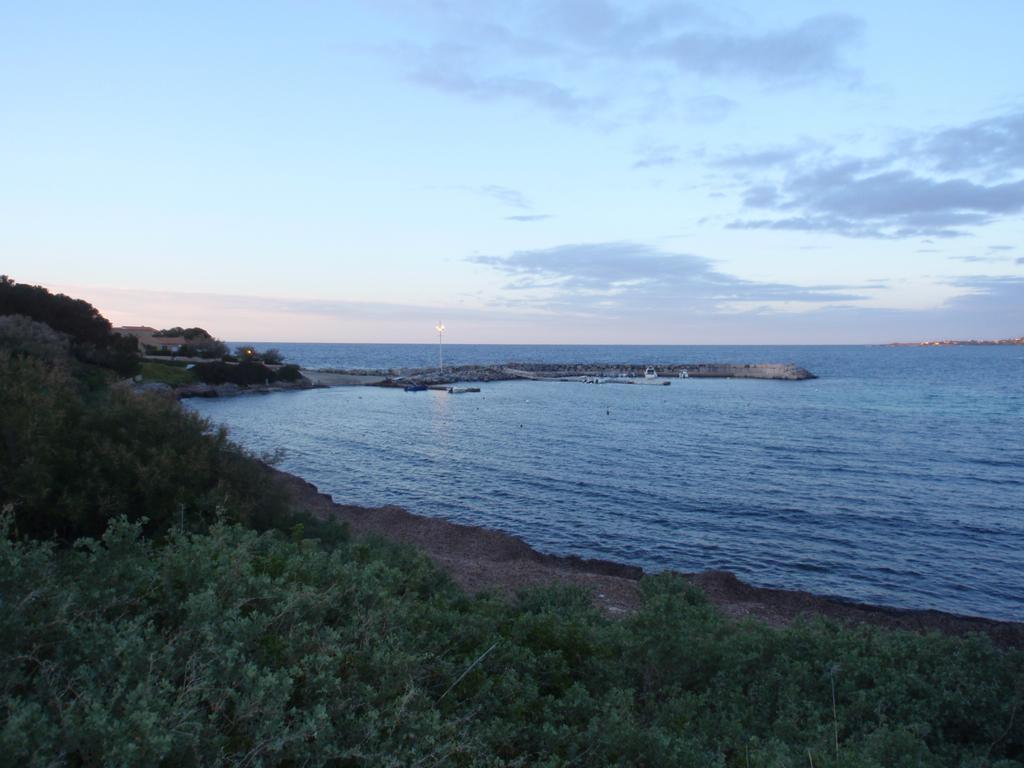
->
113;326;189;354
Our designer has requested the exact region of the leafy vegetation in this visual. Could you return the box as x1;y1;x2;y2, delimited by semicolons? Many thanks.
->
192;360;302;386
1;517;1021;767
146;327;229;359
1;286;1022;766
0;349;308;542
153;326;214;340
234;345;285;365
0;276;140;375
139;360;199;386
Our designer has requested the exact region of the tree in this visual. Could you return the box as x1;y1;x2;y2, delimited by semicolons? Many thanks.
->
181;337;228;359
0;276;140;376
260;348;284;365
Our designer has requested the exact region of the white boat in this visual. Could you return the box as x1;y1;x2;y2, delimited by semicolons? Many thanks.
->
679;369;689;379
644;366;658;379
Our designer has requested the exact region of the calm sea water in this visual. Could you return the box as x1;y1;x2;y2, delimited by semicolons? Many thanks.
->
190;344;1024;621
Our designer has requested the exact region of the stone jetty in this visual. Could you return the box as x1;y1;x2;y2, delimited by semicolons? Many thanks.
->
316;361;816;387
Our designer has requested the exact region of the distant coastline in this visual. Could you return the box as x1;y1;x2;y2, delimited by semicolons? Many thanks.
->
887;336;1023;347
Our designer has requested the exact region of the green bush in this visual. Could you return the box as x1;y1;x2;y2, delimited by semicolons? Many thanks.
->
1;517;1021;767
139;361;198;386
192;361;301;386
0;276;140;376
0;350;298;540
0;314;70;363
276;363;302;381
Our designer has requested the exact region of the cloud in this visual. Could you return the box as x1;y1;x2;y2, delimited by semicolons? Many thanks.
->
477;184;531;210
633;143;680;169
741;184;781;207
49;272;1021;345
398;5;863;119
731;169;1024;238
654;13;862;84
714;144;814;169
726;116;1024;238
989;244;1015;251
409;44;589;114
919;111;1024;176
951;255;1011;263
684;94;736;122
1017;257;1024;265
505;214;552;222
470;241;872;312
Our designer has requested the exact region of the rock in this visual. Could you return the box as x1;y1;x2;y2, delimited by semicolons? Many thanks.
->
133;382;174;397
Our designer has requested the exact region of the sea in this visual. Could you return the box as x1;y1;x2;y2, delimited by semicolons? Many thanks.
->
186;344;1024;621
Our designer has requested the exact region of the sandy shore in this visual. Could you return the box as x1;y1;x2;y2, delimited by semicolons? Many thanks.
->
269;465;1024;647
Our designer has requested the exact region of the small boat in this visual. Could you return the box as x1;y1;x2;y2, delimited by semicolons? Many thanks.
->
678;369;689;379
403;384;428;392
644;366;658;379
447;386;480;394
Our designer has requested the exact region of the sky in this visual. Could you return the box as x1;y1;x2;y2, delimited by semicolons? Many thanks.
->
2;0;1022;343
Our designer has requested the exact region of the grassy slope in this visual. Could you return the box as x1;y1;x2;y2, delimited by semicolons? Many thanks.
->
140;360;198;386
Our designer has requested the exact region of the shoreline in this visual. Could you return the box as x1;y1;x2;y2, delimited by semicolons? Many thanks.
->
268;464;1024;648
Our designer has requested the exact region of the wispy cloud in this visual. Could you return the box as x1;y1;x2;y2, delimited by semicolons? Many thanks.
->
49;273;1022;345
505;214;552;222
950;255;1011;263
633;142;680;169
398;4;863;120
478;184;531;210
726;109;1024;239
917;112;1024;176
470;241;873;313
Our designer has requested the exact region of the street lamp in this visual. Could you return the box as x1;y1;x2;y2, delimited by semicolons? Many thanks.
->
435;322;445;373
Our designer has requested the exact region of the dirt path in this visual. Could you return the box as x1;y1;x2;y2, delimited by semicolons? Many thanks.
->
271;466;1024;647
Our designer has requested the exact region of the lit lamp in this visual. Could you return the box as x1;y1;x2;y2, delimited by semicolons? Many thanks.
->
436;322;445;373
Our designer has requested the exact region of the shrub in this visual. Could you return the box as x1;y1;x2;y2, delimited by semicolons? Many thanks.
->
139;361;198;386
193;360;276;386
0;276;139;376
179;337;228;359
275;363;302;381
261;347;284;365
0;351;296;540
0;314;70;363
1;517;1021;766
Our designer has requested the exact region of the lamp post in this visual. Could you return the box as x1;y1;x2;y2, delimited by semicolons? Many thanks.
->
435;322;445;373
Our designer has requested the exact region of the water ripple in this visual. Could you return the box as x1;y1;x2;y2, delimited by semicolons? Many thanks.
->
190;345;1024;621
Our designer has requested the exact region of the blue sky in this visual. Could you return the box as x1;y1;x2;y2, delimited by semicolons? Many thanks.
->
2;1;1022;342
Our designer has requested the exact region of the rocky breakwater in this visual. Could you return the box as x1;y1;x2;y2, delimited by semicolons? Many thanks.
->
498;361;816;381
682;362;815;380
353;361;817;387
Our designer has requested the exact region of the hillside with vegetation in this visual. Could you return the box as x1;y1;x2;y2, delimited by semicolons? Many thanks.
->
1;281;1022;766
